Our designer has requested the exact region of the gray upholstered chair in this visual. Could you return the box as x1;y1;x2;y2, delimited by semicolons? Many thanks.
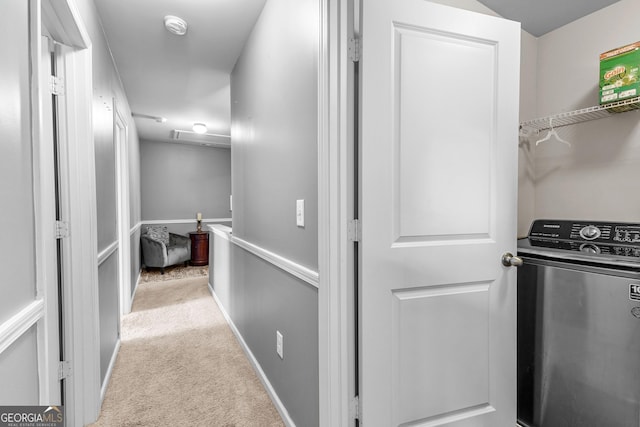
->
141;225;191;274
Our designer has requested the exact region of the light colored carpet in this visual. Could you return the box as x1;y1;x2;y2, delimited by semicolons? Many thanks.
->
90;276;285;427
139;264;209;283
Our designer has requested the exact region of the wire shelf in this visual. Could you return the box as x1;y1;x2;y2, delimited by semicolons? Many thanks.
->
520;96;640;133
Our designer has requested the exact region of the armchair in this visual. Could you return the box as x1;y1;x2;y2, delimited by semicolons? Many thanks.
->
141;225;191;274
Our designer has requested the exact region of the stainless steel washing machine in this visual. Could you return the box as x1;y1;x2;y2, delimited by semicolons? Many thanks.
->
517;219;640;427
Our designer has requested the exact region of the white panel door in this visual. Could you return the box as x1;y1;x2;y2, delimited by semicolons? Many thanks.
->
359;1;520;426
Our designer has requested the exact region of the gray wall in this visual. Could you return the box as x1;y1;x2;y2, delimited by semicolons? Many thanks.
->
130;125;142;292
0;0;141;409
93;103;117;252
231;0;319;271
532;0;640;223
140;140;231;226
73;0;142;386
232;247;319;424
229;0;320;424
0;0;36;327
518;31;538;237
0;327;39;404
129;122;142;226
98;255;119;381
435;0;640;230
130;230;141;297
0;0;38;404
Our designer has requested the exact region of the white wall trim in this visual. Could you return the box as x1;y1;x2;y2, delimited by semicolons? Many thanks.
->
230;236;319;288
0;300;45;355
208;285;295;427
142;218;231;225
130;221;142;235
100;338;121;404
208;224;232;240
97;241;119;266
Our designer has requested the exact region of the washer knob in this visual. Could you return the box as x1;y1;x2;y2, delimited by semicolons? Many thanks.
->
580;225;601;240
579;243;601;254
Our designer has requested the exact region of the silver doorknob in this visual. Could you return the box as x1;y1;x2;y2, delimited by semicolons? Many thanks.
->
502;252;523;267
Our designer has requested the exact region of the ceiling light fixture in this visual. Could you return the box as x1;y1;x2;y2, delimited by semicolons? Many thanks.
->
192;123;207;134
164;15;188;36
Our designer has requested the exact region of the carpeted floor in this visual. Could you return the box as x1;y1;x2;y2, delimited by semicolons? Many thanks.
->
139;264;209;283
90;275;284;427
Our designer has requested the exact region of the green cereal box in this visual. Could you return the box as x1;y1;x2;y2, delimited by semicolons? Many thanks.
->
600;42;640;111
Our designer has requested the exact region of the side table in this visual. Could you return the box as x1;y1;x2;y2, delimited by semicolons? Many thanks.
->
189;231;209;266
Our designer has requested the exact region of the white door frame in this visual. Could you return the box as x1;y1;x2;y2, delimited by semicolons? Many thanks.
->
33;14;62;409
317;0;355;425
34;0;101;424
114;101;132;316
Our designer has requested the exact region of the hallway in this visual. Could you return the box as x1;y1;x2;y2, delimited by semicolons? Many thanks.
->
91;272;284;426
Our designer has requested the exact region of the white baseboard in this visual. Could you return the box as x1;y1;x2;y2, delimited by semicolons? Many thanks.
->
100;338;121;404
131;270;142;305
207;283;296;427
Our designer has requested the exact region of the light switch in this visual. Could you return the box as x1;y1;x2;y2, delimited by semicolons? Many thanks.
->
296;199;305;227
276;330;284;359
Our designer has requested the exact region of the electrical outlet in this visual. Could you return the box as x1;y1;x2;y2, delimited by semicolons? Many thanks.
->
276;330;284;359
296;199;305;227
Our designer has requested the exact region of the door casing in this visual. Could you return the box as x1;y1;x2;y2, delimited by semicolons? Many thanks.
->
114;101;132;317
317;0;358;425
35;26;63;409
34;0;101;424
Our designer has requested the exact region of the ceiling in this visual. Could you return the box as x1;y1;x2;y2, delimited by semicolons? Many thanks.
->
95;0;621;146
476;0;621;37
93;0;266;147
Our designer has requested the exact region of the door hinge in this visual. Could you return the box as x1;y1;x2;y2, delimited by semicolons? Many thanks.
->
348;37;361;62
55;220;69;239
50;75;65;96
350;395;360;420
348;219;361;242
58;361;72;380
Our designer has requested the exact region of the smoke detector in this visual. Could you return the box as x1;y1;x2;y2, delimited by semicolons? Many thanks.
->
164;15;188;36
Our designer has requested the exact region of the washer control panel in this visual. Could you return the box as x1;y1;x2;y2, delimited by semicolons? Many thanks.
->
529;220;640;246
613;225;640;243
524;220;640;260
